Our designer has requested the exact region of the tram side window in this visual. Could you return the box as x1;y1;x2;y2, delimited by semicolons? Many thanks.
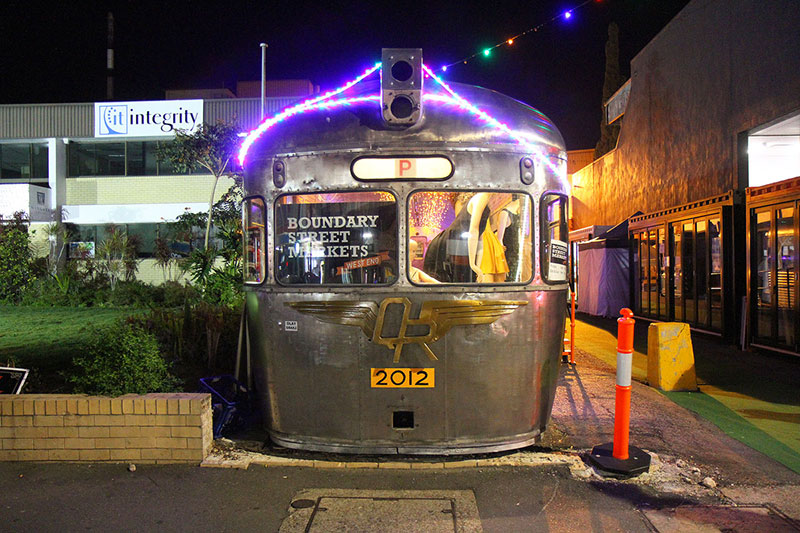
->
244;197;266;284
274;192;397;285
541;193;569;284
408;191;533;284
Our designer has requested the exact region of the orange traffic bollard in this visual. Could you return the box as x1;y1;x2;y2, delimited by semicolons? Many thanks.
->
613;308;634;459
586;308;651;477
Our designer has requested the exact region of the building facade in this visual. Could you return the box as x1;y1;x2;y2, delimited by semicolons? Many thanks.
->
570;0;800;351
0;96;300;283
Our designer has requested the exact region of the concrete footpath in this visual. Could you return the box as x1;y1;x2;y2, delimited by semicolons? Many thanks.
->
1;316;799;532
572;314;800;475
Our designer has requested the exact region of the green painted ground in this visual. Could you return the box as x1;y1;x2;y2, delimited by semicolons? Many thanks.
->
0;306;133;392
664;389;800;474
574;315;800;475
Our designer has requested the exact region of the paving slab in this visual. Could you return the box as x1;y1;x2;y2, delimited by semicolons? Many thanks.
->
278;489;482;533
642;504;800;532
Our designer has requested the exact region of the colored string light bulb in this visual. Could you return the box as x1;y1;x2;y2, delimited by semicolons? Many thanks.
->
238;59;567;191
563;10;572;19
507;39;514;45
483;48;491;57
238;63;381;165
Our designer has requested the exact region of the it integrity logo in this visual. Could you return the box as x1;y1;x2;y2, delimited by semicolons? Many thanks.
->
99;105;128;135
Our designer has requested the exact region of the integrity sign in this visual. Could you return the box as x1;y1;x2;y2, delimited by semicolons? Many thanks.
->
94;99;203;138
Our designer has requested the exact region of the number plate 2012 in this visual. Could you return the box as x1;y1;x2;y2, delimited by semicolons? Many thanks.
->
370;368;434;388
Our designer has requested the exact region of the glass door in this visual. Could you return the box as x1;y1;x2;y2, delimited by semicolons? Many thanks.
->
709;218;723;330
777;205;796;346
658;228;668;320
752;204;798;349
671;222;684;322
754;208;774;340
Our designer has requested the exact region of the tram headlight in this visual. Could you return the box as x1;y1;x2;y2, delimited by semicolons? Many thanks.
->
381;48;423;126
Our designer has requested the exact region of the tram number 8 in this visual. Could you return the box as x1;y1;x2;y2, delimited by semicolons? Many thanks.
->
370;368;435;388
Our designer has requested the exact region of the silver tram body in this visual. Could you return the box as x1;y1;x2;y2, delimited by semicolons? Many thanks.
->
240;51;569;454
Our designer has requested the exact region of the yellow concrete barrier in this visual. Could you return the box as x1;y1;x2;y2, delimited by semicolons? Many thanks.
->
647;323;697;391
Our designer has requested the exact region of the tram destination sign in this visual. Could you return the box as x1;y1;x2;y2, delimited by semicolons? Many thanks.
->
351;156;453;181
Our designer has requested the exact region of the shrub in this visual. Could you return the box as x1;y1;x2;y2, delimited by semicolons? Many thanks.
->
107;280;159;308
0;214;35;302
159;281;200;308
68;320;178;396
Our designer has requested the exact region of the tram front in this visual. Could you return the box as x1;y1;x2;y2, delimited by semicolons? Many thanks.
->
239;49;569;454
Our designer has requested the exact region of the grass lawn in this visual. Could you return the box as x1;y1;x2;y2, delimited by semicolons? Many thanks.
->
0;306;135;392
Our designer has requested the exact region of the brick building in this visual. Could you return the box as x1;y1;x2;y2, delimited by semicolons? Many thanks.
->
571;0;800;352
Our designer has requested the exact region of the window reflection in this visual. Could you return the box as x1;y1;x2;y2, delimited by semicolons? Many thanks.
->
407;191;532;284
275;191;397;285
244;198;265;284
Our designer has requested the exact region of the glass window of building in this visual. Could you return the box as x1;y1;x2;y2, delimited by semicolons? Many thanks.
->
31;144;48;184
69;142;124;176
68;141;209;177
0;143;48;184
407;191;532;284
0;144;30;179
274;191;397;285
126;142;159;175
244;197;266;284
125;223;157;258
541;193;569;284
67;223;161;259
94;143;125;175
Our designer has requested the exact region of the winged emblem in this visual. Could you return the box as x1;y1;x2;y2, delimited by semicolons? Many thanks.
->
286;298;528;363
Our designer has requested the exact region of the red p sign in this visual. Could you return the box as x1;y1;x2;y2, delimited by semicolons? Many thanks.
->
396;159;415;177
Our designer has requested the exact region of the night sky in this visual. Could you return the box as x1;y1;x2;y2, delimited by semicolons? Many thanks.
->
0;0;689;149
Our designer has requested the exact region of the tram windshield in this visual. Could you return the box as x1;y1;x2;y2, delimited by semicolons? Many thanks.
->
274;191;398;285
408;191;533;284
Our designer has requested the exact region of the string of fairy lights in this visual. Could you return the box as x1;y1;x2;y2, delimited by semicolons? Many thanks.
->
439;0;599;72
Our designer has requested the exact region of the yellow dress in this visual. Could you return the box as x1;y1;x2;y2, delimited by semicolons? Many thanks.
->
480;222;509;275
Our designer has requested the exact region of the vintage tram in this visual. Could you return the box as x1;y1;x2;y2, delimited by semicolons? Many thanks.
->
239;49;569;454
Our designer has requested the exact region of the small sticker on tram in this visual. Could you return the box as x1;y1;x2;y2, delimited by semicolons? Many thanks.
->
285;321;298;331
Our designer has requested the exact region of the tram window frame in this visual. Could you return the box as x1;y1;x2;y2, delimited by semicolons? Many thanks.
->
406;190;534;285
273;190;399;286
243;196;267;285
540;192;569;285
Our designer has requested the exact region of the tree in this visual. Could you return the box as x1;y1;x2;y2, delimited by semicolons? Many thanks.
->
156;120;242;250
0;212;34;302
595;22;624;159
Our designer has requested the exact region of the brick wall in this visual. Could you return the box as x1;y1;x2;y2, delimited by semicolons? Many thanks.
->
65;175;236;205
0;393;212;463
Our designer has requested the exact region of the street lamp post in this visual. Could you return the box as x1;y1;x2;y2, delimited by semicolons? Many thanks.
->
260;43;268;119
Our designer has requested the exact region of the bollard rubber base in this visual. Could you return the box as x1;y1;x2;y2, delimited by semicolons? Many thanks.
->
586;442;651;477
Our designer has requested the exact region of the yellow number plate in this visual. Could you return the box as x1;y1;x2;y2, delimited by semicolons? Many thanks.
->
370;368;434;388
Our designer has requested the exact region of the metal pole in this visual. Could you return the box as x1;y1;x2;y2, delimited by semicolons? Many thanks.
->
260;43;268;118
106;12;115;100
